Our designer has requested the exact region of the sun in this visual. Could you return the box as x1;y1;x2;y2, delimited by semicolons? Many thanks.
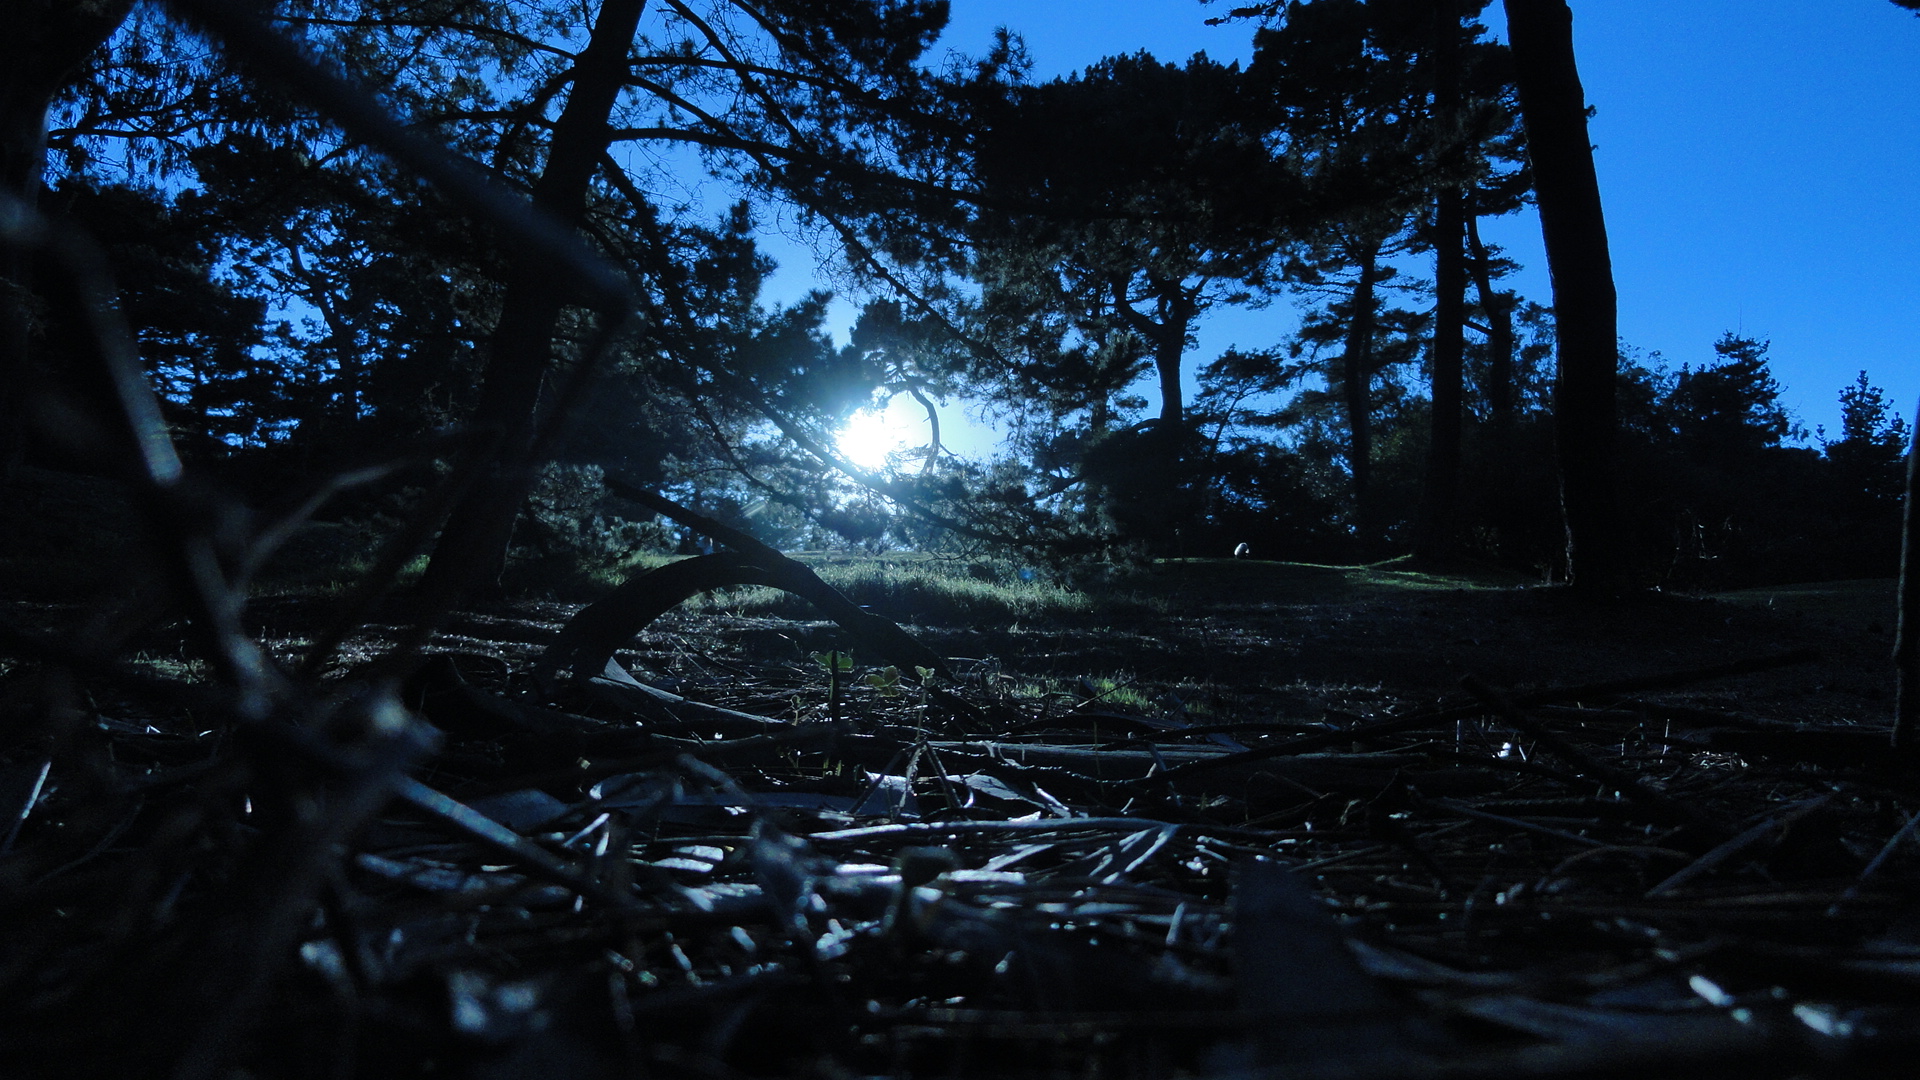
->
836;401;924;471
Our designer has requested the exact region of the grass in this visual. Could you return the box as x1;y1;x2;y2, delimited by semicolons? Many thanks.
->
1712;578;1898;633
681;552;1094;625
98;490;1909;640
1108;554;1534;611
345;545;1548;625
676;551;1539;627
125;651;213;682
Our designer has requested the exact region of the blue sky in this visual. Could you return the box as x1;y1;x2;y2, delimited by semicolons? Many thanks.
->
792;1;1920;456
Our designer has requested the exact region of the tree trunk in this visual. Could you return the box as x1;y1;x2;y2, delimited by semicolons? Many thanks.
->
1417;0;1465;561
1341;237;1382;531
1892;404;1920;754
1152;327;1186;426
1466;207;1515;443
1467;205;1524;562
1418;190;1465;559
1503;0;1625;592
417;0;647;602
1113;278;1195;427
0;0;136;477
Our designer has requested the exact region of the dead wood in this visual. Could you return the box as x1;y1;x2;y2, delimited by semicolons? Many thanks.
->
1;10;1911;1072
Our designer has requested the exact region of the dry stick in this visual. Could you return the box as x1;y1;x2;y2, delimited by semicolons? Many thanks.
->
392;776;635;909
1109;720;1336;745
1461;675;1709;828
1414;794;1608;850
809;817;1278;845
1894;399;1920;752
1830;809;1920;915
1644;794;1831;897
1152;648;1819;781
455;723;850;798
0;759;51;854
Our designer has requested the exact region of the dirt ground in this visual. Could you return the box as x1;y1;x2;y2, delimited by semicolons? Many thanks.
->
349;561;1896;736
913;567;1894;730
5;552;1914;1080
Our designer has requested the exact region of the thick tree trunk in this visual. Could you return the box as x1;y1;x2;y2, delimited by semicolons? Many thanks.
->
1417;0;1465;561
1503;0;1625;591
1341;237;1382;529
1153;329;1186;426
1418;190;1465;558
1113;279;1195;427
417;0;646;601
0;0;135;477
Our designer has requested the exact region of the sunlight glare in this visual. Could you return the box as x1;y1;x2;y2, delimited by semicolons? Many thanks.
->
836;401;925;471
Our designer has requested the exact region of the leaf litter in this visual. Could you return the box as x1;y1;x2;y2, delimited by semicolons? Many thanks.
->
6;558;1920;1080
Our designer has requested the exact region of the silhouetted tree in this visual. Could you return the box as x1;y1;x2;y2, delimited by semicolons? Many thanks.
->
39;179;272;453
1252;236;1429;539
1822;370;1909;578
967;53;1296;429
1244;0;1432;533
1235;0;1522;553
1502;0;1625;591
1416;0;1468;558
1;1;137;472
1826;370;1910;507
1665;333;1793;460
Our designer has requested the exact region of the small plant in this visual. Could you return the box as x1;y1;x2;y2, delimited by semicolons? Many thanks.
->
864;665;903;698
811;649;855;728
1075;675;1155;711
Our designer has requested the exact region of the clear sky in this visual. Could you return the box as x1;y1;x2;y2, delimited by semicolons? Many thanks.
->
793;1;1920;457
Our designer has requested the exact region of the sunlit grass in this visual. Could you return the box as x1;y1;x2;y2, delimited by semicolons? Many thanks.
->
1349;555;1535;591
682;554;1093;624
245;521;1554;624
1070;675;1156;711
557;549;1544;626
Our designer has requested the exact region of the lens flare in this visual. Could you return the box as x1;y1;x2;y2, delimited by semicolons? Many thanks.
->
836;403;922;470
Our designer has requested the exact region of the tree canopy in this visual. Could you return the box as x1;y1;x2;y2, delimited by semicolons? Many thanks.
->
0;0;1904;592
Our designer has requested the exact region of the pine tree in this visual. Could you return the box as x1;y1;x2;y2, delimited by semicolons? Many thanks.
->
1825;370;1909;507
1665;332;1793;459
966;53;1296;429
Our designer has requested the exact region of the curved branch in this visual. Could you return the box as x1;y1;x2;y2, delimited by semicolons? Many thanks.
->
904;382;943;475
566;489;953;683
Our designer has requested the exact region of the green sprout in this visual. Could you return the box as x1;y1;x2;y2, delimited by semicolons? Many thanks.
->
810;649;854;727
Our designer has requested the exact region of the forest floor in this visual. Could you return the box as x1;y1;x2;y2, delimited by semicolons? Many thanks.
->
257;553;1901;738
4;513;1919;1078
